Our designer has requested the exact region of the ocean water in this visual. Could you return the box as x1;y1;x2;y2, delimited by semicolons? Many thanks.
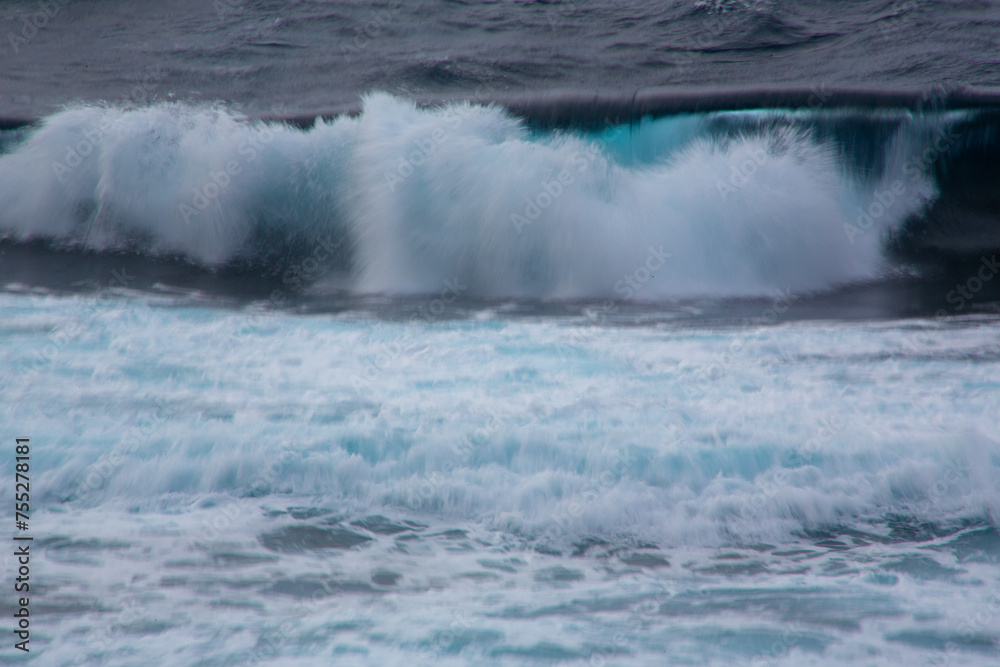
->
2;1;1000;666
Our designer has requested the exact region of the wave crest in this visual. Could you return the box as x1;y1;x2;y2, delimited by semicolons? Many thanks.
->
0;94;958;298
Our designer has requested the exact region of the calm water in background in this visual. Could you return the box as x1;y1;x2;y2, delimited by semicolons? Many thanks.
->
1;0;1000;118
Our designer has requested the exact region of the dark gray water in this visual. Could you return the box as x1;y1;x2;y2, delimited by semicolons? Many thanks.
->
2;0;1000;119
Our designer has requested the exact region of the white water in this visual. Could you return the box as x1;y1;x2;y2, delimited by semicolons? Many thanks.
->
0;95;943;298
1;290;999;664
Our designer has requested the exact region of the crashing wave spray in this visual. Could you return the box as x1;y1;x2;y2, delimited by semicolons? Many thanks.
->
0;95;946;298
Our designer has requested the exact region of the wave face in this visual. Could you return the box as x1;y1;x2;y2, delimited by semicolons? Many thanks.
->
0;94;995;299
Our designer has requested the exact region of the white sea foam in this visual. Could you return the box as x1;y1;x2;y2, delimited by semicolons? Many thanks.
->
4;293;998;547
2;292;999;664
